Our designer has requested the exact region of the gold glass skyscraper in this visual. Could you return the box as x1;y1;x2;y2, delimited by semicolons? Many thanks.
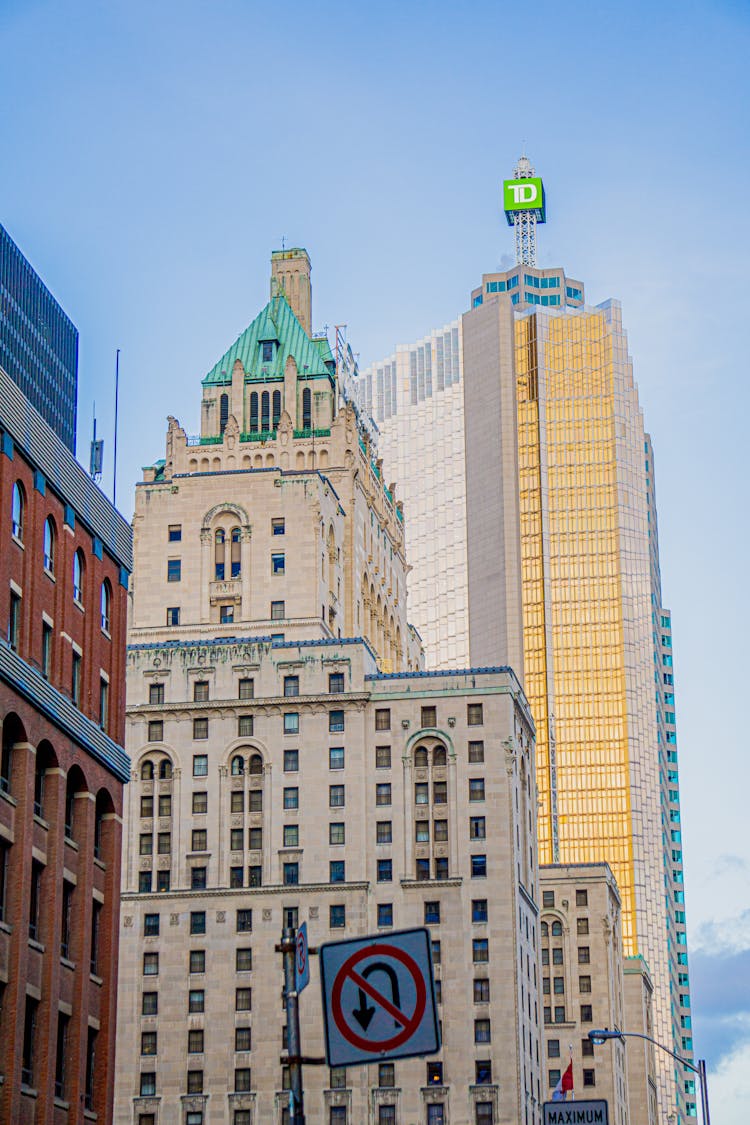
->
358;264;693;1121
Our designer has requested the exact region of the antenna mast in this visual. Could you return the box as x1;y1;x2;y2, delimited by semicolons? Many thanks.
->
503;154;547;267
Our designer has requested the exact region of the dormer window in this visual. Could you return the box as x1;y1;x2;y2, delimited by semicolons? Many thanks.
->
262;341;274;363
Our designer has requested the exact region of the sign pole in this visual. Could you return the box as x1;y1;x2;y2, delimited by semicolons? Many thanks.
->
281;926;305;1125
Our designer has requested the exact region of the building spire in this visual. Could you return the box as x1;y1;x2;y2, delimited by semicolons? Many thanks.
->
503;154;546;267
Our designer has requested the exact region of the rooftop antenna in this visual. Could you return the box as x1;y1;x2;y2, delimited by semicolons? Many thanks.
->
503;153;546;267
113;348;120;507
89;402;104;482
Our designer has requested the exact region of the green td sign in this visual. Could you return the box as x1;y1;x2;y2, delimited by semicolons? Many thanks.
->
503;177;546;221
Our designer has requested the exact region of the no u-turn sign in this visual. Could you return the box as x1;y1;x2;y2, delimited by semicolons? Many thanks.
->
319;928;440;1067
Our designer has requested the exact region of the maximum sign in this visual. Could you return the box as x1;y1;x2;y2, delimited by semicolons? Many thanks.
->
319;927;440;1067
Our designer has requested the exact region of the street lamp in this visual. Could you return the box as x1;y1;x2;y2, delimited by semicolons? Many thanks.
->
588;1029;710;1125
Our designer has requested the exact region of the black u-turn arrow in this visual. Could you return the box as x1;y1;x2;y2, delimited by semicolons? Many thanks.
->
352;961;402;1030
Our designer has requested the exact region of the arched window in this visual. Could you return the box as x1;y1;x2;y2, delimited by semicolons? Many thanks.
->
158;759;173;780
541;921;549;938
73;549;85;604
215;529;225;580
34;741;58;818
231;755;244;776
94;788;114;861
551;920;563;937
250;393;259;434
414;746;428;768
433;745;447;767
1;714;26;795
141;760;155;780
302;388;312;430
248;753;263;776
65;766;87;841
231;528;241;578
11;482;24;541
100;580;112;633
220;393;229;434
272;390;281;429
43;517;56;573
261;391;270;432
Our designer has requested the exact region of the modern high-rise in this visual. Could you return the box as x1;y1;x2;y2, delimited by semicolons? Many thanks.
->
115;250;542;1125
0;222;79;453
0;360;132;1123
355;169;693;1120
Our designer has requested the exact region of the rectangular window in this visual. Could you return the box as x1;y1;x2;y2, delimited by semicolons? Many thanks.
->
284;713;299;735
577;918;589;935
472;899;488;923
157;831;171;854
271;600;286;620
191;829;207;852
474;1018;491;1043
579;975;591;993
469;778;485;801
168;524;182;542
236;947;252;972
283;862;299;885
470;816;486;839
468;740;485;763
235;1026;252;1052
376;821;392;844
329;746;345;770
467;703;483;726
473;978;490;1003
424;902;440;924
188;989;205;1013
230;866;244;888
472;939;489;963
475;1060;492;1085
149;683;164;706
140;1074;156;1098
188;1029;204;1054
190;911;206;935
377;859;392;882
379;1063;395;1088
284;750;299;772
238;714;254;737
190;867;207;890
377;903;393;928
416;820;429;842
192;791;208;814
138;871;152;892
542;891;555;908
238;678;254;700
329;710;345;732
139;833;153;856
234;1067;252;1092
416;858;430;881
376;783;392;806
284;675;299;697
71;650;81;705
142;992;158;1015
329;860;345;883
41;622;52;678
329;822;345;845
249;828;262;849
421;705;437;728
330;904;346;928
193;755;208;777
189;950;206;973
432;940;441;964
143;952;159;975
283;825;299;847
99;677;109;730
375;709;391;731
271;553;285;575
433;819;448;842
329;672;345;693
576;889;588;907
193;718;208;740
144;913;160;936
471;855;487;878
376;745;391;768
187;1070;203;1094
329;784;345;808
284;787;299;810
578;946;590;964
415;782;429;804
580;1004;593;1023
141;1031;157;1056
148;719;163;742
433;781;447;804
167;559;181;582
166;606;180;626
272;518;285;535
236;987;252;1011
219;603;234;624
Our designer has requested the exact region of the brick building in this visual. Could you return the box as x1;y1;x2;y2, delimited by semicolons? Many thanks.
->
0;363;132;1124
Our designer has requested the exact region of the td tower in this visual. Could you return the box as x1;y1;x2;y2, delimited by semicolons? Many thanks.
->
355;160;694;1122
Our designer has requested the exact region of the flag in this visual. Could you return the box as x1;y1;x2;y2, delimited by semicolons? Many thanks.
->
551;1059;574;1101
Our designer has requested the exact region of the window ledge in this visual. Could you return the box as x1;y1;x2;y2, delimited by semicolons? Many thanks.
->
54;1097;70;1110
0;920;11;935
64;836;79;852
11;535;24;551
73;599;84;613
101;628;111;641
33;814;49;831
90;973;103;986
94;856;106;871
60;956;76;971
20;1084;38;1099
28;938;45;953
0;788;17;809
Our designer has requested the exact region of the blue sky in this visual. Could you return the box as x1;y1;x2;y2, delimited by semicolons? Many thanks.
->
2;0;749;1114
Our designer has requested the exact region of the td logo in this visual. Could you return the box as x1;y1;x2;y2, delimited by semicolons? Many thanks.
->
503;177;546;219
508;183;538;205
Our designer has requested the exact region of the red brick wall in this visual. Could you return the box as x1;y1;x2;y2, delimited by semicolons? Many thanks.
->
0;441;128;1124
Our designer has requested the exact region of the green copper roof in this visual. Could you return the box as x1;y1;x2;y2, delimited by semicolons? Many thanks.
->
202;295;333;386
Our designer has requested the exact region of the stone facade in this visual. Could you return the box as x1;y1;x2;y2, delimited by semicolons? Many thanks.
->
116;252;542;1125
539;863;657;1125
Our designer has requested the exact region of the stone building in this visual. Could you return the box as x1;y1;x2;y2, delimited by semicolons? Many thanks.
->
0;363;132;1123
539;863;657;1125
115;251;541;1125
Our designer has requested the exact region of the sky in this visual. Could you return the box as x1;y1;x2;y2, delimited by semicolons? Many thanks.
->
1;0;749;1115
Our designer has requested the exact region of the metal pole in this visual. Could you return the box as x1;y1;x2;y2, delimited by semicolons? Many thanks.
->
113;348;120;507
282;926;305;1125
698;1059;710;1125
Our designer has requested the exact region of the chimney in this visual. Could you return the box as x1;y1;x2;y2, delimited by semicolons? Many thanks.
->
270;248;312;335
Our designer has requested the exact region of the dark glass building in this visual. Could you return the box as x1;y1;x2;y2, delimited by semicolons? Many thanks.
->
0;222;78;452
